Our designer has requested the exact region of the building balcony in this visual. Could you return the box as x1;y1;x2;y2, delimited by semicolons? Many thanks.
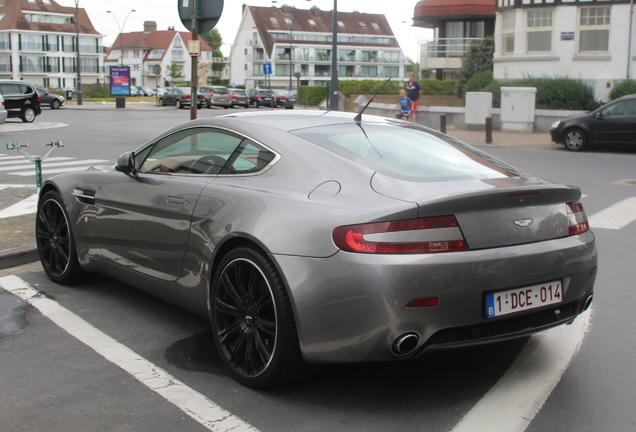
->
421;37;482;59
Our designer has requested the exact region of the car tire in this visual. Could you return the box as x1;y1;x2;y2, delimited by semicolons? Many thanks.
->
36;190;95;285
211;246;310;389
253;100;259;108
51;99;61;110
564;128;588;152
158;98;164;106
21;107;36;123
243;104;249;109
176;100;182;109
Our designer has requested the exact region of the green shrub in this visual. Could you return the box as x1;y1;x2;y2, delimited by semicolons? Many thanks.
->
338;79;402;98
82;84;110;98
419;79;457;95
609;79;636;100
298;86;327;105
483;77;596;110
456;36;494;97
464;71;494;96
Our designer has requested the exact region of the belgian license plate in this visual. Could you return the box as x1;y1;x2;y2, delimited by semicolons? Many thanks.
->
486;280;562;318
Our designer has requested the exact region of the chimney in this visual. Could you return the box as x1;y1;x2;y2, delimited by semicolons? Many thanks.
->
168;26;175;31
144;21;157;32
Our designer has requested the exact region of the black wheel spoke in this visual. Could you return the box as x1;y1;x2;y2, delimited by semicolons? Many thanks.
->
37;198;72;278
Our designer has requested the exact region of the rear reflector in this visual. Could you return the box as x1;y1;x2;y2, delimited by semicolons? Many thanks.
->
566;202;589;236
333;216;468;254
407;298;439;307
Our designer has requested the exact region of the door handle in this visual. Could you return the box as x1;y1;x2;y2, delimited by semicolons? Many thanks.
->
167;196;184;205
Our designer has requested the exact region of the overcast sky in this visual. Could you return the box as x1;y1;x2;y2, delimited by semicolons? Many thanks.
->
56;0;433;59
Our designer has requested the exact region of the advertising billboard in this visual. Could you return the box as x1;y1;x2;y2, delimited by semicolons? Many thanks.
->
110;67;131;96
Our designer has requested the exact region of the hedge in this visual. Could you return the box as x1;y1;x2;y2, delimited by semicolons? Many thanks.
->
609;79;636;100
298;86;327;106
482;77;596;111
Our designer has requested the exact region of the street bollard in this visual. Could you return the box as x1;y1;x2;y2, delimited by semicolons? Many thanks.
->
6;141;64;189
440;114;447;134
485;117;493;144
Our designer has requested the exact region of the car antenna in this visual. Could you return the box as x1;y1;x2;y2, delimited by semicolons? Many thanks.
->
354;77;392;124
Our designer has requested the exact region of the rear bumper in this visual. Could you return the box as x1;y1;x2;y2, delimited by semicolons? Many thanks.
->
274;231;597;363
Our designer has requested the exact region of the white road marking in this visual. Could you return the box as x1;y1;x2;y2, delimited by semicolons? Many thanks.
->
0;193;38;218
0;159;107;172
451;308;592;432
0;157;74;167
0;121;68;132
0;276;259;432
588;197;636;230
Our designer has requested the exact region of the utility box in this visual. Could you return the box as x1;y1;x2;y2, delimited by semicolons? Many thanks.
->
465;92;492;130
500;87;536;133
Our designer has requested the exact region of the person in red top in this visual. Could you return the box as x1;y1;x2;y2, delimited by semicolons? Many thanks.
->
405;73;423;123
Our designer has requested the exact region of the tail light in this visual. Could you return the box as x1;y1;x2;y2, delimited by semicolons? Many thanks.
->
37;94;41;102
566;202;589;235
256;95;262;100
333;216;468;254
230;94;237;98
184;95;191;99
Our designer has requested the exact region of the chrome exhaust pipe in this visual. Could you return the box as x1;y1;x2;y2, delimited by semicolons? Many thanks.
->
582;294;593;311
392;333;420;355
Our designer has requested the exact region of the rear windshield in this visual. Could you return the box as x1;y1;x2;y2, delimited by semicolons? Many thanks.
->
212;87;228;94
291;123;518;181
231;90;246;96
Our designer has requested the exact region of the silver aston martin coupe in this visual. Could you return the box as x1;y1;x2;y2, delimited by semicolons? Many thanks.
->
36;110;597;388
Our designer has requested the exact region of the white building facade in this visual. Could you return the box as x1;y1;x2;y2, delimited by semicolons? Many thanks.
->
0;0;105;88
105;22;214;88
229;5;408;89
494;0;636;101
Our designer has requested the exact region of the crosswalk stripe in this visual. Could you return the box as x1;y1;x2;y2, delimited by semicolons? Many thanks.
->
0;159;108;172
10;164;110;176
588;197;636;230
0;157;76;169
0;155;55;162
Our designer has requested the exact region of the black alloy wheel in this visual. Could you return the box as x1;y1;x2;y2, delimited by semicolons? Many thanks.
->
211;247;308;388
36;191;93;285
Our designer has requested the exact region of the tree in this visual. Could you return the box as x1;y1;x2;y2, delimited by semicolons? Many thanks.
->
456;35;494;98
167;62;182;82
200;28;225;84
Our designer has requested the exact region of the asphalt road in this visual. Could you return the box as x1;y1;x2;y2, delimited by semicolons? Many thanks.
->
0;108;635;432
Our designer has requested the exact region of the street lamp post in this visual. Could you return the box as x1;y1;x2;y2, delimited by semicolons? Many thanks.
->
107;10;137;67
74;0;82;105
329;0;339;110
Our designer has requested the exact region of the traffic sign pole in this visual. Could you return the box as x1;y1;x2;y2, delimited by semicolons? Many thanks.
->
190;0;199;120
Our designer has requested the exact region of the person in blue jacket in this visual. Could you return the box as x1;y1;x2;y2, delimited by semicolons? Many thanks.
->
405;73;423;122
396;89;413;121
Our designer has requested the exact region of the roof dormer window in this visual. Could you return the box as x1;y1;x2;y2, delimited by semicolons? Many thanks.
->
338;21;344;27
308;19;316;26
270;17;279;27
371;23;379;30
359;22;367;28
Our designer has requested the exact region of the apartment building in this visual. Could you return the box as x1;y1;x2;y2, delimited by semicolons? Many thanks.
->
0;0;105;88
229;4;408;89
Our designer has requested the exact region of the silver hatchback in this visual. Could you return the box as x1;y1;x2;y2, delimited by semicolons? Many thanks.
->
200;85;231;108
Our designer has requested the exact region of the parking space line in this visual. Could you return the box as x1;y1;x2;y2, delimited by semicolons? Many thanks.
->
588;197;636;230
0;275;259;432
450;308;592;432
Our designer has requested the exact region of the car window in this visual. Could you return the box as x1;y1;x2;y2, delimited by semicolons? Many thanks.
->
0;83;21;95
602;99;636;118
212;87;228;94
139;128;244;175
221;140;276;175
291;123;517;181
21;84;33;94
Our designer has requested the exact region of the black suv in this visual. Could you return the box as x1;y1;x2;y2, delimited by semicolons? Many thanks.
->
0;80;42;122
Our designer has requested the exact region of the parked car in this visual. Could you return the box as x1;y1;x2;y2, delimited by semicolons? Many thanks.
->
228;88;249;108
36;87;65;109
199;85;231;108
246;89;275;108
287;90;297;105
272;89;289;106
0;94;7;125
130;86;144;97
36;110;596;389
157;87;168;97
0;80;42;122
550;94;636;151
158;87;206;109
137;86;157;97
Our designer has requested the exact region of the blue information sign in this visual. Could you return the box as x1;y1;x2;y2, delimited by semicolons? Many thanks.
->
110;67;131;96
263;62;272;75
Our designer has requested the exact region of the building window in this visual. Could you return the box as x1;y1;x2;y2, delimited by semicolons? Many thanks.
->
579;7;610;53
360;51;378;62
338;65;355;77
275;64;291;76
359;22;367;28
315;49;330;61
526;9;552;53
315;65;330;76
338;21;344;28
308;19;316;26
360;65;378;77
79;58;99;73
0;55;11;72
79;37;98;54
148;49;165;59
20;34;44;51
63;57;76;73
270;17;279;27
46;56;60;72
338;50;356;61
174;38;182;47
62;36;75;52
284;18;291;26
0;33;10;50
46;35;58;51
502;12;515;55
382;51;399;63
371;23;380;30
383;66;399;77
172;49;184;60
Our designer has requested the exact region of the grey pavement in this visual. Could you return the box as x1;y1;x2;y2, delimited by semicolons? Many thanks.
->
0;110;555;270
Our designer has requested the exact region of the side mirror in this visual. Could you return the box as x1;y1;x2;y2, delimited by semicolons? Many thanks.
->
595;111;604;120
116;151;137;175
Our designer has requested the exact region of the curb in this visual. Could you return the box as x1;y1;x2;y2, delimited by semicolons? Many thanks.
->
0;244;38;270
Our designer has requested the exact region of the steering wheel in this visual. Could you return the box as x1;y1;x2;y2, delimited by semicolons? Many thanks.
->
188;155;228;174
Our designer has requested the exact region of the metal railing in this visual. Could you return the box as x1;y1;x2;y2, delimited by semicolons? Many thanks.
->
420;37;483;58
